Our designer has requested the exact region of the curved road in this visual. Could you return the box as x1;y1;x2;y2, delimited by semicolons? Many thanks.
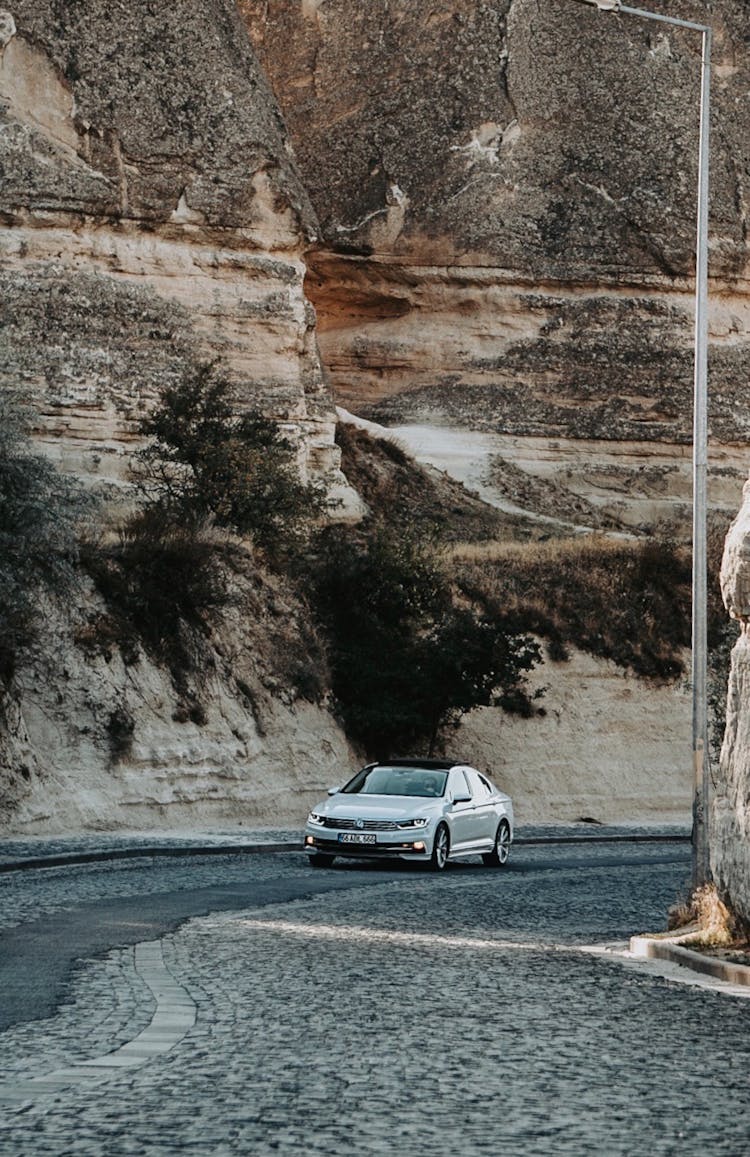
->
1;841;749;1155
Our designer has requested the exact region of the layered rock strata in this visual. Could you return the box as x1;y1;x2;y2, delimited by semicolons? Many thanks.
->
0;0;350;499
0;573;354;834
251;0;750;534
0;1;356;829
451;649;691;825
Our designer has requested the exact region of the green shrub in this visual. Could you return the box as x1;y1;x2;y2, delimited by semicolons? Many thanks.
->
312;524;541;757
81;363;333;695
136;364;328;562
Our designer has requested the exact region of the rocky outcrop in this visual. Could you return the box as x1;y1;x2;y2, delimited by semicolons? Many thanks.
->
0;0;352;501
0;565;354;835
250;0;747;275
0;0;737;835
0;1;360;832
251;0;750;535
451;648;691;825
716;478;750;928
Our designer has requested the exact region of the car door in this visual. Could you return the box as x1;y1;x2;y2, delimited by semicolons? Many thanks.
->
446;768;476;852
465;770;497;848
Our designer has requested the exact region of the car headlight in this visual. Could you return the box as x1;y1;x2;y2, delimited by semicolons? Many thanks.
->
397;818;429;829
307;812;325;825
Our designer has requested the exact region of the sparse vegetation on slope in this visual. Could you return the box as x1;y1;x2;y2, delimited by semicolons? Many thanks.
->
452;529;730;686
81;365;331;705
32;370;732;771
329;424;739;758
454;536;689;678
0;392;91;688
81;510;230;689
335;421;532;542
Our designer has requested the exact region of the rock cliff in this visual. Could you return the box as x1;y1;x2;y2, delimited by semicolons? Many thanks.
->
0;0;357;831
717;478;750;928
0;0;351;498
0;564;354;834
251;0;750;534
2;0;741;835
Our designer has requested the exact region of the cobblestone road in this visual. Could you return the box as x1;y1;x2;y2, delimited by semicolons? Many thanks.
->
2;842;749;1156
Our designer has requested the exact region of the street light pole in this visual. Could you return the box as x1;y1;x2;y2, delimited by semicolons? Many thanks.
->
567;0;712;888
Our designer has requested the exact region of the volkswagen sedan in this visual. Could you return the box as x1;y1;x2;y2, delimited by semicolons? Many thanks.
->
303;759;513;871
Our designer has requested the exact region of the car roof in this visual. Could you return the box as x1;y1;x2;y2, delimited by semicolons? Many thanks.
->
373;759;467;771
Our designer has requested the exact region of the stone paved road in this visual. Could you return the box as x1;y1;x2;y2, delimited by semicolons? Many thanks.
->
2;842;749;1156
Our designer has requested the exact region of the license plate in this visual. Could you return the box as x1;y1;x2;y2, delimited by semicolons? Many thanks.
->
338;832;376;845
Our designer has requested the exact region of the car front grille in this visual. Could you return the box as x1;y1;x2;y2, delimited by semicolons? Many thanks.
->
323;817;400;831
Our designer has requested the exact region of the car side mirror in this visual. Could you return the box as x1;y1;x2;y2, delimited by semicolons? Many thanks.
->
327;785;342;796
452;792;472;805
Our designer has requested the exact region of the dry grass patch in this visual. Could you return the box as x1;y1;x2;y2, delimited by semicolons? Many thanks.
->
336;422;529;543
668;884;742;949
448;535;631;565
454;534;692;678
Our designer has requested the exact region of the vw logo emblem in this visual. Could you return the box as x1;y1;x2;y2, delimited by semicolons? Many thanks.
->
355;818;364;830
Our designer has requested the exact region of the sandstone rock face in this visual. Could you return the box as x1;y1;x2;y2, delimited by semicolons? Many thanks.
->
250;0;747;275
451;649;691;825
252;0;750;533
1;0;739;836
0;0;351;496
0;1;359;832
0;575;354;836
716;478;750;927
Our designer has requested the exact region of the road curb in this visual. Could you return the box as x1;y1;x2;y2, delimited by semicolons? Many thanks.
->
0;842;301;874
629;935;750;987
0;833;690;873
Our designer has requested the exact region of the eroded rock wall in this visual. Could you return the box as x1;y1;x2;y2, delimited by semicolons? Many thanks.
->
0;0;348;494
0;1;357;831
716;478;750;927
251;0;750;532
451;649;691;825
0;572;354;835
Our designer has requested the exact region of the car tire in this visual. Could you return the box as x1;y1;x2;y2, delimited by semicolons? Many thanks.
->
430;823;450;872
482;819;511;867
308;853;336;868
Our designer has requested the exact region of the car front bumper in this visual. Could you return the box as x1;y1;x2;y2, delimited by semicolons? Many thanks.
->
303;830;433;860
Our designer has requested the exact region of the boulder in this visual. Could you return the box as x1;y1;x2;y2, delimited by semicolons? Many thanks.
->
715;477;750;928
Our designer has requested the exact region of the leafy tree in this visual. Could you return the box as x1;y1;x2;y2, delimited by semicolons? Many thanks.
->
313;525;541;757
136;364;328;560
0;392;91;684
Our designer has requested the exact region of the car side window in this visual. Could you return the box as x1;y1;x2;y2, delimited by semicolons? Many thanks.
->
466;770;490;800
448;769;471;799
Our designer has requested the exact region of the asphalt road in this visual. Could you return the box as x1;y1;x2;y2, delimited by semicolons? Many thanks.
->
3;841;750;1156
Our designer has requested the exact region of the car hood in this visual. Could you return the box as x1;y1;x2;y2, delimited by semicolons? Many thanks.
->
315;793;443;822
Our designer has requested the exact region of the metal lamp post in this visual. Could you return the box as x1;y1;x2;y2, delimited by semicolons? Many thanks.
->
567;0;712;887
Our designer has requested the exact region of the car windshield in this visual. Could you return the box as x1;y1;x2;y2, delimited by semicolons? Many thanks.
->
342;766;448;798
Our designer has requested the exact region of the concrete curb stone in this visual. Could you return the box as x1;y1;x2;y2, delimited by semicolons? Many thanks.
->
630;935;750;987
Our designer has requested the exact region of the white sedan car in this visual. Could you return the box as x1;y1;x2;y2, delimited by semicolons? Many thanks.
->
304;759;513;871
